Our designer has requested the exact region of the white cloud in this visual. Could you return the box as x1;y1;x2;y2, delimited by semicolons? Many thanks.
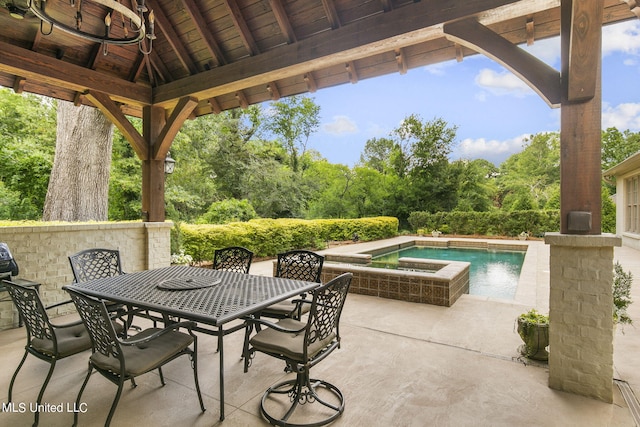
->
458;134;529;159
521;37;561;66
322;115;358;136
603;21;640;56
424;60;456;76
602;103;640;131
474;69;534;97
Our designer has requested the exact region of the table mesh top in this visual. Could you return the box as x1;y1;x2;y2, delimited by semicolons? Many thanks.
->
66;266;317;325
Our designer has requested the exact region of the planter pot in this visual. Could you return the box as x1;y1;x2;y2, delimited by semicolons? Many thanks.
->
517;318;549;361
432;231;441;237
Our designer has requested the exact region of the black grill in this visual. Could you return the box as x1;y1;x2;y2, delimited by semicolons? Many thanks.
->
0;243;19;278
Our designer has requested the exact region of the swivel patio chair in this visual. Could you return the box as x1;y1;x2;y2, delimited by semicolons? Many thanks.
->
212;246;254;274
66;288;206;427
3;279;93;427
243;272;352;427
262;250;324;320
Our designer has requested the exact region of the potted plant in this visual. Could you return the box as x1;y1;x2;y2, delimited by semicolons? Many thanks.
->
516;309;549;361
431;229;442;237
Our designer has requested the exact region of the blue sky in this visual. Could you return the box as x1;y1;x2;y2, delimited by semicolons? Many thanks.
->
304;20;640;167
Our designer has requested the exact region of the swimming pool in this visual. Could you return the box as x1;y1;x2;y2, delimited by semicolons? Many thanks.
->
371;246;526;299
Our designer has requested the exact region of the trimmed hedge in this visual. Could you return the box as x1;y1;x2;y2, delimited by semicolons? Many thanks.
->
176;216;399;261
408;210;560;237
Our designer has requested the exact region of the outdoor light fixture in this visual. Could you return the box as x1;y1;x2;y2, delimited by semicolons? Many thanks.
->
25;0;156;55
164;152;175;175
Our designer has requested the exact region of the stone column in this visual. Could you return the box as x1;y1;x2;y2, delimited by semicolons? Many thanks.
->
545;233;621;402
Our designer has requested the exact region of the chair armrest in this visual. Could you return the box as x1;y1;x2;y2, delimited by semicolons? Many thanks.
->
46;299;86;328
119;321;196;346
243;316;306;334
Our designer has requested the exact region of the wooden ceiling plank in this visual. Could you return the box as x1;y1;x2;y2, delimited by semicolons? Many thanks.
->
181;0;228;65
566;0;604;102
147;0;199;74
268;0;298;43
0;41;151;107
85;90;149;158
222;0;261;55
154;96;199;159
321;0;342;29
154;0;526;105
444;17;561;107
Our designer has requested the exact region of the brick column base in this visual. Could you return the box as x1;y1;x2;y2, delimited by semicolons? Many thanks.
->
545;233;621;403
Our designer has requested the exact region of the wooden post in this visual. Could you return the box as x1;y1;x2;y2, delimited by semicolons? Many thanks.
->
559;0;603;234
141;105;167;222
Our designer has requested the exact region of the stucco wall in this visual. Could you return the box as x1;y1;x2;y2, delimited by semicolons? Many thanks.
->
0;222;172;330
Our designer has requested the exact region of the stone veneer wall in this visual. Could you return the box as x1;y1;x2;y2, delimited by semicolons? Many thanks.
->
0;222;172;330
545;233;621;403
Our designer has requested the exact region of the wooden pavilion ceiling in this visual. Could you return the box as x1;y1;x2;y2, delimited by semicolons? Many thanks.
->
0;0;637;118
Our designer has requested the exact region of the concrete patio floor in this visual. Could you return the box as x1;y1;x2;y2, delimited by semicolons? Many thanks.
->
1;238;640;426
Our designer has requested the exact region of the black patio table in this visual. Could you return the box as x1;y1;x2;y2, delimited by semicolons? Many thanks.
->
64;265;320;421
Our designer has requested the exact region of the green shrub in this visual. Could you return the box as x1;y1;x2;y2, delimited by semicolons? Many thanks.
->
177;216;399;261
196;199;258;224
408;210;560;237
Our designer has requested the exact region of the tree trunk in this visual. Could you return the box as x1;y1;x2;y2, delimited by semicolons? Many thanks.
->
43;101;114;221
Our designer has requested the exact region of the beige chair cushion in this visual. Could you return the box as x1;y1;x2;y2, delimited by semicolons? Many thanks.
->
261;298;311;317
32;323;92;357
91;328;193;376
249;318;336;362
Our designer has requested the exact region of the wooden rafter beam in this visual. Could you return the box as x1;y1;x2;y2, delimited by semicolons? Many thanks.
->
182;0;227;66
526;18;535;45
85;90;148;159
154;96;199;159
267;82;281;100
444;17;561;107
0;41;151;107
223;0;260;55
455;43;464;62
321;0;341;29
148;0;199;74
268;0;297;43
304;73;317;92
13;77;25;93
565;0;604;102
346;61;358;83
235;90;249;108
209;97;222;114
622;0;640;17
155;0;528;105
395;48;407;74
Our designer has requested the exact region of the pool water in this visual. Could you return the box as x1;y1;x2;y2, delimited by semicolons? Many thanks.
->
371;246;526;299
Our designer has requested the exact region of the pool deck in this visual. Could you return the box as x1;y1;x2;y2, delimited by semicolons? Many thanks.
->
1;236;640;426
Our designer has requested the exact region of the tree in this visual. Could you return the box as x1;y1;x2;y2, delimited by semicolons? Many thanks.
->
264;96;320;172
43;102;114;221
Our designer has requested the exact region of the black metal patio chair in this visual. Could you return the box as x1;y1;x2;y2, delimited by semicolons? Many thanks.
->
66;288;206;427
262;250;324;320
3;279;93;427
242;272;352;427
212;246;254;274
69;248;150;332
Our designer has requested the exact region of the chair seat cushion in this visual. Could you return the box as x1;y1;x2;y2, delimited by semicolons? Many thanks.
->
261;298;311;318
91;328;193;376
32;323;92;358
250;318;336;362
